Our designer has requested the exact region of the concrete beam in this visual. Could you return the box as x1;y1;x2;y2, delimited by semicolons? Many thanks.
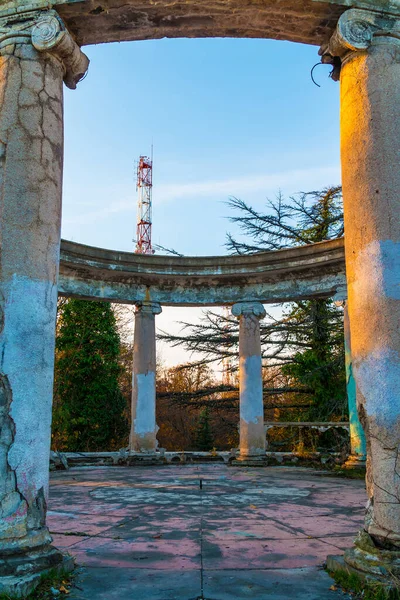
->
3;0;399;48
58;237;346;306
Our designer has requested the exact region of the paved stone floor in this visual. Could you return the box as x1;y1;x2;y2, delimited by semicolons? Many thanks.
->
48;465;366;599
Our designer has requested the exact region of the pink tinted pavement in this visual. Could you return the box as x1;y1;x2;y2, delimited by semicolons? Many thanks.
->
48;464;366;599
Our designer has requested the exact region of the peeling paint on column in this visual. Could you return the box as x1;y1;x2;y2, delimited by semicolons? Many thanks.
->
353;240;400;302
4;276;57;507
232;302;266;459
130;303;161;453
346;361;366;458
240;355;263;424
0;8;88;587
355;349;400;428
134;372;156;434
341;300;366;461
0;371;29;542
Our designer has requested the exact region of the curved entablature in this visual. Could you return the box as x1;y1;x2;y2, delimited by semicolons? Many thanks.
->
58;237;346;306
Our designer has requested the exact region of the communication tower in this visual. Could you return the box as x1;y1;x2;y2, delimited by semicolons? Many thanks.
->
222;306;232;386
135;154;154;254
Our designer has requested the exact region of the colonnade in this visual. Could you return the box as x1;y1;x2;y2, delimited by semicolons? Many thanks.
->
0;3;398;593
129;299;365;464
129;301;268;461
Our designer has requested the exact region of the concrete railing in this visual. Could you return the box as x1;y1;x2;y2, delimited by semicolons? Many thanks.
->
265;421;350;432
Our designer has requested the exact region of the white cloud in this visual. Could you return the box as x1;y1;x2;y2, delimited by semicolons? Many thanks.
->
156;165;340;203
63;198;134;226
62;165;340;227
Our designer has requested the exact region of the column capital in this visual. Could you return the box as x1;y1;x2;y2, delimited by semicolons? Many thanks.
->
333;285;348;307
319;8;400;80
135;301;162;315
231;301;266;320
0;9;89;89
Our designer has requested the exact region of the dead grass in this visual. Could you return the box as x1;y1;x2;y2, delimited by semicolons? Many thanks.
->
329;567;400;599
0;567;74;600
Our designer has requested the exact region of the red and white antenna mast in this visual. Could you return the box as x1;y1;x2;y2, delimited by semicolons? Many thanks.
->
222;306;232;386
135;152;154;254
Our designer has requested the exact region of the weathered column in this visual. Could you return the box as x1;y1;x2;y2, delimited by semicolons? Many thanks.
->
0;9;88;596
334;288;367;468
232;301;266;463
343;301;367;468
321;8;400;570
129;302;162;453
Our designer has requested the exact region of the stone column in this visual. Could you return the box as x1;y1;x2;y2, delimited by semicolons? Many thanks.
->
343;301;367;468
232;301;266;462
0;10;88;596
321;8;400;566
129;302;162;453
334;288;366;468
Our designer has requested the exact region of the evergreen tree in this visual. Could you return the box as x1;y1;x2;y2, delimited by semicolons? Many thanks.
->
159;187;346;421
52;299;127;451
279;299;345;419
194;408;214;451
156;363;238;450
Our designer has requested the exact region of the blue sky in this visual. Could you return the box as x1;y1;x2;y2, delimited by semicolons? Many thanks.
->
62;37;341;367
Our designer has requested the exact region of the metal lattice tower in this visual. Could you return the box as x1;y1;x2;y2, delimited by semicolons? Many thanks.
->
222;306;232;386
135;155;154;255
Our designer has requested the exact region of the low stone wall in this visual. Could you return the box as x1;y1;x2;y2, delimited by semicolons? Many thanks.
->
50;450;344;469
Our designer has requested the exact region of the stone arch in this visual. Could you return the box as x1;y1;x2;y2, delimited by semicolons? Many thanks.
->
54;0;347;47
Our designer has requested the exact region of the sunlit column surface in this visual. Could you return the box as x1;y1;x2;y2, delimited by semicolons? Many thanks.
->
232;301;266;460
130;301;162;453
0;9;88;594
322;8;400;555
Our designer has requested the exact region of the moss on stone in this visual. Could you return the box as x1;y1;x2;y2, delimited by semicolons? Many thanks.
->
332;466;366;480
328;567;400;599
0;567;74;600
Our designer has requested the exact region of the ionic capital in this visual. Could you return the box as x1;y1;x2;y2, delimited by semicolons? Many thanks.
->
0;10;89;89
231;301;266;320
320;8;400;79
333;285;348;307
135;302;162;316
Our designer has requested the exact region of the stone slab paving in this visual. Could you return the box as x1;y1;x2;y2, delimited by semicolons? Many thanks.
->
48;464;366;599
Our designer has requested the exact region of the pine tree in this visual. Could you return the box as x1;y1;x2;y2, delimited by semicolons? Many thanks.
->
159;187;346;421
194;407;214;451
52;299;128;451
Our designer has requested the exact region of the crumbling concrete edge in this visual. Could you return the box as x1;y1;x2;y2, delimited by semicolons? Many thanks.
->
0;554;74;599
326;553;396;591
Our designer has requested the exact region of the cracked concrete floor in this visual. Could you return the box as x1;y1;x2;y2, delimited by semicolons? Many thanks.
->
48;464;366;599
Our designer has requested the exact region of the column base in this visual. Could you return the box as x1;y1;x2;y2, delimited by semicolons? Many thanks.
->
0;546;74;598
230;454;268;467
343;454;367;471
327;530;400;585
